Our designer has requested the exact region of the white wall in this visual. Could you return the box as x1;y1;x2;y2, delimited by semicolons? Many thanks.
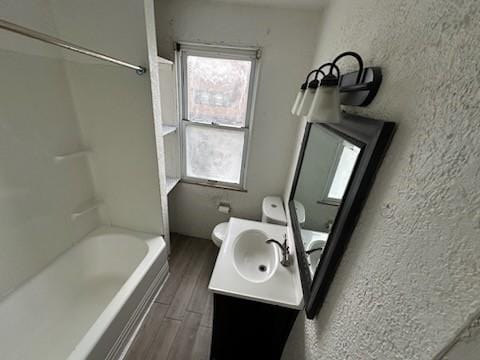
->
49;0;165;235
0;0;99;299
282;0;480;359
0;0;166;299
155;0;321;239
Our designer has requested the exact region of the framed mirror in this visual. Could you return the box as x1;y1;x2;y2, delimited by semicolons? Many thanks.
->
289;113;395;319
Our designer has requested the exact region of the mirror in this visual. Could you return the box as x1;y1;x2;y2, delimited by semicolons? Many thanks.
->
289;113;395;319
292;125;361;277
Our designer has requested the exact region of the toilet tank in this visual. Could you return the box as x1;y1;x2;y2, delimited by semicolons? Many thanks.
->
261;196;287;225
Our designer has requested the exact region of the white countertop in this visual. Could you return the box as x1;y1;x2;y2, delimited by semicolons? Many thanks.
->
208;218;303;309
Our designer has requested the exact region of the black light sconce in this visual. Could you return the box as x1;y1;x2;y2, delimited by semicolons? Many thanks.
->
291;51;382;123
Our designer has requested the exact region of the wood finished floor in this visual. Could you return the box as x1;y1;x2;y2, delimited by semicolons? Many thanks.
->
125;233;217;360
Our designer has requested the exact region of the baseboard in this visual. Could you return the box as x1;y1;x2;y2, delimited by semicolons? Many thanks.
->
106;262;169;360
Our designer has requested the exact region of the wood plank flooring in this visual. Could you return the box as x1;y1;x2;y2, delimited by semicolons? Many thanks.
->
125;233;217;360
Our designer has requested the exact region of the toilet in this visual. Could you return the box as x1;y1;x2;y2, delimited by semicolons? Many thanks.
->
293;200;306;225
211;222;228;247
211;196;289;248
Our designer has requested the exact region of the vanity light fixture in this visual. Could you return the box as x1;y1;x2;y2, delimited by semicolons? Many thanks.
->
295;69;325;116
292;51;382;123
306;62;341;123
291;69;323;115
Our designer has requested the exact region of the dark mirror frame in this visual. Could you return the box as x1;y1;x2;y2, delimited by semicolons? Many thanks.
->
289;112;395;319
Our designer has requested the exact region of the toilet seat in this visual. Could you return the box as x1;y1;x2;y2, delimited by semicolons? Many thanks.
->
293;200;306;225
212;222;229;247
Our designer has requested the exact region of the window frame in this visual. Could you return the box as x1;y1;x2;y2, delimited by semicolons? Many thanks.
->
177;43;260;191
321;141;361;205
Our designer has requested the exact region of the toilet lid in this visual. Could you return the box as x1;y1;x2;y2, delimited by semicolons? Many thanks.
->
262;196;287;224
212;222;229;247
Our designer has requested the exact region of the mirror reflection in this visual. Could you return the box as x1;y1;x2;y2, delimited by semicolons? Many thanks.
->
292;124;361;276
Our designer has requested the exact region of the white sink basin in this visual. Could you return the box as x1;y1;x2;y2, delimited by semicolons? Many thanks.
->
233;229;279;283
209;218;303;309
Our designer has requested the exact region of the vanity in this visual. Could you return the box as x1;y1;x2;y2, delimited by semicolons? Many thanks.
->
208;218;303;360
207;113;394;359
207;114;394;360
205;50;396;358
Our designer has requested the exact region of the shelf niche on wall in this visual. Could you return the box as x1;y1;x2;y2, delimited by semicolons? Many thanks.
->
157;55;181;197
71;199;102;220
162;125;177;136
166;176;180;194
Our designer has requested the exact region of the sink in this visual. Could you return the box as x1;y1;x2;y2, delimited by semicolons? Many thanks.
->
209;218;303;309
233;229;279;283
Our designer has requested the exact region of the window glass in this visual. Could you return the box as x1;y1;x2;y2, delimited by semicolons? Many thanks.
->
327;143;360;200
185;125;245;183
186;55;252;127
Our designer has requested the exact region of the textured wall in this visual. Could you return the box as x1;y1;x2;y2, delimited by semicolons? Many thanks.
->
282;0;480;359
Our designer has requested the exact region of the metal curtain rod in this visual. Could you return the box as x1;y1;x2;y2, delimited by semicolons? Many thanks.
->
0;19;146;75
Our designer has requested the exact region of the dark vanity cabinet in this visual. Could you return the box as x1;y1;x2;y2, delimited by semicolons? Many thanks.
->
210;294;298;360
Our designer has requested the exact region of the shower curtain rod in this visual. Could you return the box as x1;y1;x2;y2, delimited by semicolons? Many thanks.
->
0;19;146;75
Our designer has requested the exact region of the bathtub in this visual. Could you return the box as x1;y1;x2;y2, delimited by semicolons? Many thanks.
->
0;226;168;360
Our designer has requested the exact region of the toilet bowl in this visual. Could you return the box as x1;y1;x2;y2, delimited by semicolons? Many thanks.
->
211;196;287;248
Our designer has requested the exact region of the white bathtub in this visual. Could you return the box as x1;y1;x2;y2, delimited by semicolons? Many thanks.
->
0;226;168;360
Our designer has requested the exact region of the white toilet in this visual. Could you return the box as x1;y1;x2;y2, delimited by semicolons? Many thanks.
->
211;222;229;247
211;196;290;248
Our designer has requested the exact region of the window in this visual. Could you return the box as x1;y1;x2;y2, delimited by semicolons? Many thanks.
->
323;141;361;204
178;44;258;189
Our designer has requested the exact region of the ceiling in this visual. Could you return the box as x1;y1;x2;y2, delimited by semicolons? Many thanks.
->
211;0;327;11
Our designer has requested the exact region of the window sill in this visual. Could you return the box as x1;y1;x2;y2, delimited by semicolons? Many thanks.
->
180;179;247;192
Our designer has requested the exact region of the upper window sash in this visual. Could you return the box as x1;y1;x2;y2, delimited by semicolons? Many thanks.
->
179;45;258;130
178;42;260;60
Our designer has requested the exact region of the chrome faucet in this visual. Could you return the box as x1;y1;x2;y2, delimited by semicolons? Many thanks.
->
266;235;290;267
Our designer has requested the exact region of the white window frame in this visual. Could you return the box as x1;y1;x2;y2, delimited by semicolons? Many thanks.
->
176;43;260;191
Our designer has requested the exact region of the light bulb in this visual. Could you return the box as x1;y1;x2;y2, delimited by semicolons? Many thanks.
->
306;85;341;123
291;89;304;115
296;87;316;116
